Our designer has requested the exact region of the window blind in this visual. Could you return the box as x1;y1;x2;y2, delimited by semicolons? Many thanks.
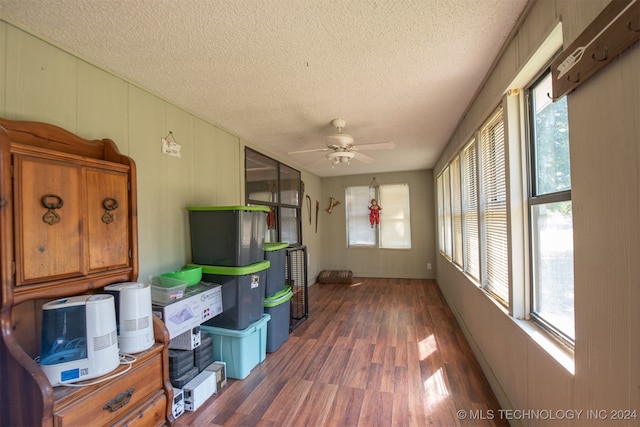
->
437;174;445;252
461;140;480;281
346;186;376;246
451;156;463;266
480;109;509;305
442;166;452;258
379;183;411;249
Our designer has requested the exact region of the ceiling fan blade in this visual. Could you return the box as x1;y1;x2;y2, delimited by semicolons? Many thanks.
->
353;151;375;163
353;141;395;151
288;147;330;154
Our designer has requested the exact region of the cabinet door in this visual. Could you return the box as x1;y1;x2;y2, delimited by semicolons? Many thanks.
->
86;167;130;273
13;155;84;285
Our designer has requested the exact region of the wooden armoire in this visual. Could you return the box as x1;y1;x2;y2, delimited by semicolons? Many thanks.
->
0;118;173;426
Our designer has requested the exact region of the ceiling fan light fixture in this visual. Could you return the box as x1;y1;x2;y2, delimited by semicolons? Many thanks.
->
326;151;355;165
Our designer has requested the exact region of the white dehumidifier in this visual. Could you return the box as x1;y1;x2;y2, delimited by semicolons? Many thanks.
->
39;294;120;386
104;282;154;354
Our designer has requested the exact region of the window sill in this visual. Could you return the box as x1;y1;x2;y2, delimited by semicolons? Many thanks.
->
513;317;575;375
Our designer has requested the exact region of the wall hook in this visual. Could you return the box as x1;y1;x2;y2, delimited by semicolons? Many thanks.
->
628;20;640;32
567;72;580;84
591;46;608;61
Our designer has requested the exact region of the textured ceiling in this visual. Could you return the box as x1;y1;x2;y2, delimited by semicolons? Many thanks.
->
0;0;529;177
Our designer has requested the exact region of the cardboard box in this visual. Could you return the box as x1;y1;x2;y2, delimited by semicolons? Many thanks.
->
205;361;227;393
153;282;222;339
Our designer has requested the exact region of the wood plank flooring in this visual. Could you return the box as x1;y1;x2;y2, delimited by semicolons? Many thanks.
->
175;278;507;426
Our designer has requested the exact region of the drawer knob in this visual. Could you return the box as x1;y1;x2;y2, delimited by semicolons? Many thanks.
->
103;388;135;412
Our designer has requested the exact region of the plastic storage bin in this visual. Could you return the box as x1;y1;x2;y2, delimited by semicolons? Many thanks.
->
150;276;187;303
263;285;292;353
195;261;270;330
263;242;288;297
187;206;269;267
200;313;270;380
161;266;203;287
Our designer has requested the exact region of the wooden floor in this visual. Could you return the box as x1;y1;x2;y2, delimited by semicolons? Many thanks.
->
175;278;508;426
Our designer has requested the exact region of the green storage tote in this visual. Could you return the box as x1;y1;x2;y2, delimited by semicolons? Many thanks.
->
201;313;270;380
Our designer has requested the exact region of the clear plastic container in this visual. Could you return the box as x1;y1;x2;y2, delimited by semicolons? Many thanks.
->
150;276;188;303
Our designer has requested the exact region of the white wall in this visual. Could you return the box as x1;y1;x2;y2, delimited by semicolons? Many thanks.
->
434;0;640;425
321;170;435;279
0;22;322;284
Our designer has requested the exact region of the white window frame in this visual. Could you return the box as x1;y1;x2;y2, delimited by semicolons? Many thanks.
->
526;69;574;346
346;183;411;249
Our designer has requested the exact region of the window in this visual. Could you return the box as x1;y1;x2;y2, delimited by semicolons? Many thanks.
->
479;108;509;306
245;148;302;244
346;183;411;249
451;156;463;266
461;139;480;281
527;70;574;343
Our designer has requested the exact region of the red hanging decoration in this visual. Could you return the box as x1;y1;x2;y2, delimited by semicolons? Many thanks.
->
369;198;381;228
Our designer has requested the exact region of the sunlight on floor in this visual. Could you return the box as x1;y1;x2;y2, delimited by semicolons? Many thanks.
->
423;367;450;407
418;334;437;360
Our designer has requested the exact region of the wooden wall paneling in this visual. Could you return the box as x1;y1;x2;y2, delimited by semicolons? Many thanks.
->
77;61;129;150
215;127;242;205
570;41;640;414
162;105;194;270
192;119;218;205
5;26;77;129
128;87;167;279
515;0;560;68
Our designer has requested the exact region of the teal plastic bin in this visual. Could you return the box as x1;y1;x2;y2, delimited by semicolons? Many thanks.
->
263;286;292;353
263;242;288;297
195;261;270;330
201;313;270;380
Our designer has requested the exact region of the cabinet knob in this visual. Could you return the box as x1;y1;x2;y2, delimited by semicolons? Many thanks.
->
41;194;64;225
102;197;119;224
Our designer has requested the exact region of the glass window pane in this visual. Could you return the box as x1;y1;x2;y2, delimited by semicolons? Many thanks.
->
280;164;300;206
246;149;278;203
346;186;376;246
531;201;574;340
279;207;300;245
379;184;411;249
530;73;571;195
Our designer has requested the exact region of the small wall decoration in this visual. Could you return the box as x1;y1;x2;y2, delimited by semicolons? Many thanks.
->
161;131;181;158
369;198;381;228
326;197;340;213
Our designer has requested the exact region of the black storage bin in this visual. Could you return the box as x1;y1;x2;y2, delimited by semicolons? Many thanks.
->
196;261;270;330
263;242;288;298
187;206;268;267
263;285;292;353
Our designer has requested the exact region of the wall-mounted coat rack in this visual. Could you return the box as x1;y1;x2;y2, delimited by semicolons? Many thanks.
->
551;0;639;100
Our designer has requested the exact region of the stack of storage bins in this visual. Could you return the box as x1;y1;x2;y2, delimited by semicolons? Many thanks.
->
187;206;271;379
263;242;292;353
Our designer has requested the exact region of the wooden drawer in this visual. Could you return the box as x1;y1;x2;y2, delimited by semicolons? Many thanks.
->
54;347;164;427
112;390;166;427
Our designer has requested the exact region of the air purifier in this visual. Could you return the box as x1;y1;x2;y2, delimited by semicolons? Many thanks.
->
39;294;120;386
104;282;154;354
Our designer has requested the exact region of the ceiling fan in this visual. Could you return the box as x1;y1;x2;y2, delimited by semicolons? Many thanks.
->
288;118;394;166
